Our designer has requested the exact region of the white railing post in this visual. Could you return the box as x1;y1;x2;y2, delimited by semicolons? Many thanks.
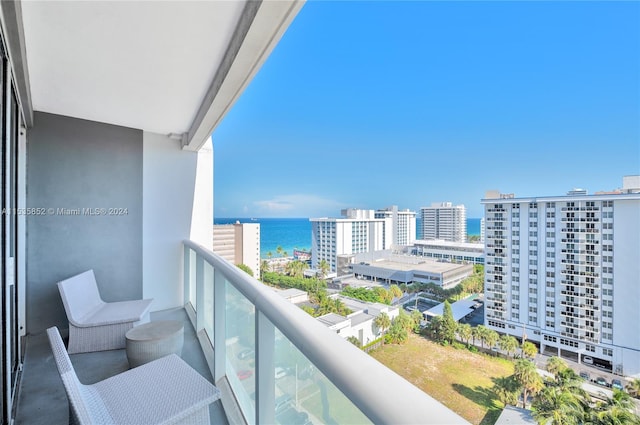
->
213;268;226;382
256;310;275;425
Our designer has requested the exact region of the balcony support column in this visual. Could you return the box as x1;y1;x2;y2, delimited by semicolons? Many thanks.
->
256;311;275;425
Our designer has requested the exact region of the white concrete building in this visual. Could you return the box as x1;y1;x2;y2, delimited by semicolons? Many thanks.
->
212;222;261;278
311;209;386;272
317;296;400;347
375;206;417;247
420;202;467;242
411;240;485;265
483;177;640;378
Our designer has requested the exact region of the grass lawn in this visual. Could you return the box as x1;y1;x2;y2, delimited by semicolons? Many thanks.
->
370;334;514;425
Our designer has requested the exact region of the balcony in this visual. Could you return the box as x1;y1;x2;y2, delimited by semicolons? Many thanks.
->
14;242;467;424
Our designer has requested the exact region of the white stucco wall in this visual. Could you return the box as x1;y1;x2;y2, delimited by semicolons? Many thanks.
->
142;132;212;310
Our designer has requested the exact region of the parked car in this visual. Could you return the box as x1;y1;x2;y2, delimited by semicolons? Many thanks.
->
596;376;609;387
579;371;590;381
237;348;254;360
275;395;292;413
275;367;287;379
583;355;594;365
611;379;624;391
237;370;253;380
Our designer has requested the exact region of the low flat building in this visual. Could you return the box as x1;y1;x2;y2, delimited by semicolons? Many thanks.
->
411;239;484;265
350;252;473;289
317;296;399;347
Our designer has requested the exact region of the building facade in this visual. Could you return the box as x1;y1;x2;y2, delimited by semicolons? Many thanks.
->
311;209;386;272
420;202;467;242
374;206;417;247
483;178;640;378
212;222;261;278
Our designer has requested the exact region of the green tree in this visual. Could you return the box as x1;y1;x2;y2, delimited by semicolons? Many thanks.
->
545;356;568;378
498;334;519;358
318;259;330;279
260;260;270;276
591;390;640;425
471;325;483;346
441;300;457;344
532;386;585;425
389;284;403;300
522;341;538;358
626;378;640;398
476;325;489;348
485;329;499;351
493;375;521;406
410;309;423;333
267;251;273;259
386;316;409;344
346;336;361;348
425;316;444;342
513;358;544;409
457;323;472;347
374;312;391;336
236;263;254;277
276;245;283;257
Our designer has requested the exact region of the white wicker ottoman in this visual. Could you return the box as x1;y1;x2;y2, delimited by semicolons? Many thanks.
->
126;320;184;368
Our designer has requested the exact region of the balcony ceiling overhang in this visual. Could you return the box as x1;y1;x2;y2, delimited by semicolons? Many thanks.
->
17;0;303;150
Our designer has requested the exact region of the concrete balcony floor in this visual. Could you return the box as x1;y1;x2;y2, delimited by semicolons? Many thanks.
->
14;307;228;425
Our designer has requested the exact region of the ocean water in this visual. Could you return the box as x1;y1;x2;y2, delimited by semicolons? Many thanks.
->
215;217;482;259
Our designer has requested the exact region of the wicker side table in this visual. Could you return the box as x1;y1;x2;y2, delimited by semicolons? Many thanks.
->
125;320;184;368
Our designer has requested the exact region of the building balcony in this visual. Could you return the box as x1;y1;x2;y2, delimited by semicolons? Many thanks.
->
15;242;467;424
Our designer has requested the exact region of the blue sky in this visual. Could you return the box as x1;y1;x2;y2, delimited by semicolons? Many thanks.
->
213;1;639;219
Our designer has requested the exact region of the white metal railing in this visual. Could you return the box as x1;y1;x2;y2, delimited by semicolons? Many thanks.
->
183;240;468;425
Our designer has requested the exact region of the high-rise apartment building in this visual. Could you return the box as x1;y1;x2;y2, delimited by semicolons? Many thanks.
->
212;222;261;278
311;209;386;272
483;177;640;378
374;206;417;246
420;202;467;242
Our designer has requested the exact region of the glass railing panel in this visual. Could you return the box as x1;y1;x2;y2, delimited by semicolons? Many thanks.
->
203;261;214;338
225;281;256;423
273;328;372;425
188;248;196;307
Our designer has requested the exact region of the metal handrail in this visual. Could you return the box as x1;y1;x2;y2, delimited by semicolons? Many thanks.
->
184;240;468;424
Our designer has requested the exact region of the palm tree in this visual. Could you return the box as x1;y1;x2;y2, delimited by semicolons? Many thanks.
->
485;329;499;351
260;260;270;277
591;390;640;425
318;259;330;279
546;356;568;377
457;323;472;347
522;341;538;358
476;325;489;348
276;245;283;257
626;378;640;398
471;325;483;346
267;251;273;259
532;386;585;425
388;284;403;300
499;334;519;358
514;358;544;409
374;312;391;336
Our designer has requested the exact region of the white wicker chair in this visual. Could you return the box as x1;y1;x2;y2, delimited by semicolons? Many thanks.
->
47;327;220;425
58;270;153;353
